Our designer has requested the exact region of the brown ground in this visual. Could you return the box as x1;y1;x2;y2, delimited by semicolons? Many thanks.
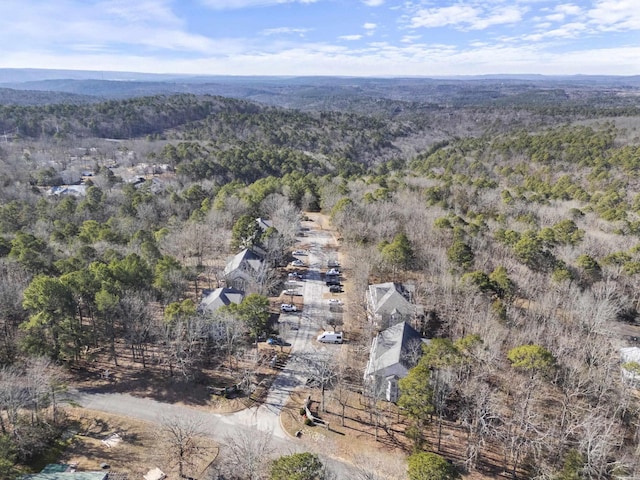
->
68;336;290;414
280;388;507;480
60;408;218;479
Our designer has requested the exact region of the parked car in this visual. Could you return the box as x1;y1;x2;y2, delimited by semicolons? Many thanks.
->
326;278;340;286
291;259;305;267
280;303;297;312
288;272;303;280
329;285;343;293
292;250;308;256
328;299;343;305
326;268;340;276
267;337;285;346
317;331;343;344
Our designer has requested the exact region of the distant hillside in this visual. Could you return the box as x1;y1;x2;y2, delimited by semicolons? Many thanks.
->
0;87;98;106
1;69;639;113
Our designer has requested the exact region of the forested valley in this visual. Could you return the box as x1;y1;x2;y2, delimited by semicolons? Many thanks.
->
1;78;640;479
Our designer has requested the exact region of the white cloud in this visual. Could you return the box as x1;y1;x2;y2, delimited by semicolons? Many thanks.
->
410;4;479;29
362;0;384;5
0;0;218;53
99;0;180;25
401;34;421;43
524;22;587;41
470;7;524;30
587;0;640;31
556;4;582;16
409;4;524;30
3;40;640;76
544;3;582;23
262;27;310;35
1;0;639;77
199;0;317;9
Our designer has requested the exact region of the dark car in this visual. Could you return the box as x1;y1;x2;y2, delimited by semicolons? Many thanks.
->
329;285;343;293
267;337;285;346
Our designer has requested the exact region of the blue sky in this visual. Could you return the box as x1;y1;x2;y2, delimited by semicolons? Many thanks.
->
0;0;638;76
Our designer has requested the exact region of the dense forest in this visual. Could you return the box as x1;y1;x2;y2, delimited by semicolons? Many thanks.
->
1;77;640;479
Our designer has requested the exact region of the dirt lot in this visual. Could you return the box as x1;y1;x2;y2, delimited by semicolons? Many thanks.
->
67;332;292;414
60;408;218;479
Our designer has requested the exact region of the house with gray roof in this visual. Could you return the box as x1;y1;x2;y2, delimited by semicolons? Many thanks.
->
364;321;428;402
223;248;265;291
366;282;416;329
198;287;245;314
256;217;274;232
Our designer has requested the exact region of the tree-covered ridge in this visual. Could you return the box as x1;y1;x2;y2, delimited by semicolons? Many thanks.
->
0;94;258;139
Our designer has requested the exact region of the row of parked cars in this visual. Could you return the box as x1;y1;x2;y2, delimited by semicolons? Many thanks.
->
280;249;344;345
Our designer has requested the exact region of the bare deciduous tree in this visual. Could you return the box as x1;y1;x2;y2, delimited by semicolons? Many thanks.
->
207;310;248;368
159;413;210;479
121;291;156;368
219;429;274;480
298;351;337;412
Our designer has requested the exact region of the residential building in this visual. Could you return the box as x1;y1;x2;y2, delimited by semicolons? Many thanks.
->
223;248;265;291
364;321;428;402
366;282;415;329
198;287;245;314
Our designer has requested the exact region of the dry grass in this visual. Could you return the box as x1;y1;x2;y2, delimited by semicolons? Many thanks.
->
281;388;507;480
61;408;218;479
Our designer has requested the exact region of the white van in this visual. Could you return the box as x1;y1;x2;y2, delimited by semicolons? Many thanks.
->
317;331;343;344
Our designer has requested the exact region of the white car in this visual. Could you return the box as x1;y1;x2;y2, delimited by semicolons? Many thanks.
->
328;299;342;305
280;303;297;312
291;259;305;267
326;268;340;276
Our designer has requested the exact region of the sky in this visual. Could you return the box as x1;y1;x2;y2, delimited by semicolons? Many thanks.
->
0;0;639;77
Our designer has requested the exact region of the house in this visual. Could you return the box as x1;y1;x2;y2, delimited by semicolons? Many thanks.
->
364;321;428;402
198;287;245;314
46;185;87;197
366;282;415;329
223;248;265;291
